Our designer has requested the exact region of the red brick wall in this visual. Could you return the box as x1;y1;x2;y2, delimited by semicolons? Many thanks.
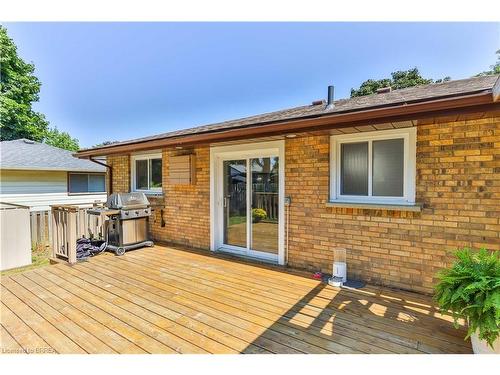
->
285;114;500;294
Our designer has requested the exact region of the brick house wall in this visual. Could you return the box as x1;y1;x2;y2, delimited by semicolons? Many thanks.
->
105;112;499;294
107;155;130;193
148;147;211;249
285;114;499;294
107;148;211;250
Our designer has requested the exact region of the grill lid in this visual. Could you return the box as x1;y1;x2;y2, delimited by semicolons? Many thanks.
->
107;192;150;209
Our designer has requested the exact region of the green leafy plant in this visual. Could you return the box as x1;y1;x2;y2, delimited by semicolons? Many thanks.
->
434;248;500;348
252;208;267;223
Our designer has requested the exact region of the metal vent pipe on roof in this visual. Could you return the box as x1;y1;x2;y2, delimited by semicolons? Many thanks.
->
326;85;334;109
376;86;392;94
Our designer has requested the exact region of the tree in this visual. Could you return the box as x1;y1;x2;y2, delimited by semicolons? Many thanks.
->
476;50;500;76
350;68;450;97
0;26;80;150
45;127;79;151
0;25;49;142
92;140;119;148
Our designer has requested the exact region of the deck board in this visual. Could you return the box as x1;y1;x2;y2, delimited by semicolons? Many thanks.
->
0;245;472;354
1;277;116;354
124;248;468;349
119;249;468;352
0;325;24;353
9;273;145;354
0;288;85;354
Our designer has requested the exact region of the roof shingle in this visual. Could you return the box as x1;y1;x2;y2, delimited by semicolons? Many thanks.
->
0;139;105;172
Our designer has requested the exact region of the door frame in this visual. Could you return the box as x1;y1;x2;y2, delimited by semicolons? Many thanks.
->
210;140;285;265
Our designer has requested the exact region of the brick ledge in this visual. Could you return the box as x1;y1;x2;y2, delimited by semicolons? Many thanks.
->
326;201;422;212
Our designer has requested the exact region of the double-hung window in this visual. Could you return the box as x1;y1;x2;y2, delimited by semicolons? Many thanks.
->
330;127;416;205
131;153;163;193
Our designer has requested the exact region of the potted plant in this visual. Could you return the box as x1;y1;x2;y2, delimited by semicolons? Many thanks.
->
434;248;500;354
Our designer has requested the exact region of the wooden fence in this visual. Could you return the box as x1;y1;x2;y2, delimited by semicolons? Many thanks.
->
253;192;279;220
228;190;279;221
30;210;51;247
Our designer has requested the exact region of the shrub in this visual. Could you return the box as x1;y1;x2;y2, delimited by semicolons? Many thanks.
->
434;248;500;348
252;208;267;223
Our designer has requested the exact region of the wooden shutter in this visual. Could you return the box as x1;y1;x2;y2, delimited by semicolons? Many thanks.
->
169;154;196;185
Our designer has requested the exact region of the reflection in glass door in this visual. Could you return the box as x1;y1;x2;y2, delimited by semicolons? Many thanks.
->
223;160;247;248
250;157;279;255
221;157;279;258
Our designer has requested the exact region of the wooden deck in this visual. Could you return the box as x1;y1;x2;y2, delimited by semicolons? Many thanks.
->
0;245;472;354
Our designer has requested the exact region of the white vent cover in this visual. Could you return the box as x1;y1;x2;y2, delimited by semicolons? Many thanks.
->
332;247;347;283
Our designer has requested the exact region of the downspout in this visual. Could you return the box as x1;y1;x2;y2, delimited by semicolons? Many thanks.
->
89;157;113;195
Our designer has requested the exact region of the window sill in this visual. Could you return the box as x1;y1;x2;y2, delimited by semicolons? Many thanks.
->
132;191;163;198
68;192;107;196
326;201;422;212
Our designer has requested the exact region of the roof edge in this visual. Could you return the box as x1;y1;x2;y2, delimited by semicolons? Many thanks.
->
0;166;106;173
77;89;498;158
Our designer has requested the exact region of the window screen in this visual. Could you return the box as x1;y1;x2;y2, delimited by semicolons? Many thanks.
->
372;138;404;197
69;174;106;194
68;174;88;193
135;159;149;190
150;158;162;188
134;157;162;191
341;142;368;195
88;174;106;193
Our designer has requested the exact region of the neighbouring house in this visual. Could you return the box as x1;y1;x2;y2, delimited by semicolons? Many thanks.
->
76;75;500;294
0;139;107;211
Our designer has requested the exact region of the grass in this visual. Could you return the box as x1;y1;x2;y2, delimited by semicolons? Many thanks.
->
1;244;51;277
228;216;247;225
228;215;278;226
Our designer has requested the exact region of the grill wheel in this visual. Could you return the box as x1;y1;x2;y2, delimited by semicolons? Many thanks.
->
114;247;126;256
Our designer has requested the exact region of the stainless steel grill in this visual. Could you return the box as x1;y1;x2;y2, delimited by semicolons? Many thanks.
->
88;192;154;255
107;192;152;220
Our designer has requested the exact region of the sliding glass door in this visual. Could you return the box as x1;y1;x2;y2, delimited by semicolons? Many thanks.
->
223;160;247;248
221;156;279;259
250;157;279;255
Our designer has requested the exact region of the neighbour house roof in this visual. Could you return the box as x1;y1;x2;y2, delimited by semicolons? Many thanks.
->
0;139;106;172
77;75;500;157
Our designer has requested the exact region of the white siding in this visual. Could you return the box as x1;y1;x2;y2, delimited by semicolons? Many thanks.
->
0;170;106;211
0;170;67;194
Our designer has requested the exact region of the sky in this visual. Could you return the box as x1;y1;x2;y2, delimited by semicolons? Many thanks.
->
3;22;499;148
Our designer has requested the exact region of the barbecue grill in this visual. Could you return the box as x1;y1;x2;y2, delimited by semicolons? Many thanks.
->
87;192;154;255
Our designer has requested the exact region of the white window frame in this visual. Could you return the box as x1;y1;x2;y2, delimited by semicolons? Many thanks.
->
131;152;163;194
330;127;416;205
68;172;107;195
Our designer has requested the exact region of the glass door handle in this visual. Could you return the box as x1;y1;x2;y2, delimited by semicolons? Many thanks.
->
223;197;227;207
